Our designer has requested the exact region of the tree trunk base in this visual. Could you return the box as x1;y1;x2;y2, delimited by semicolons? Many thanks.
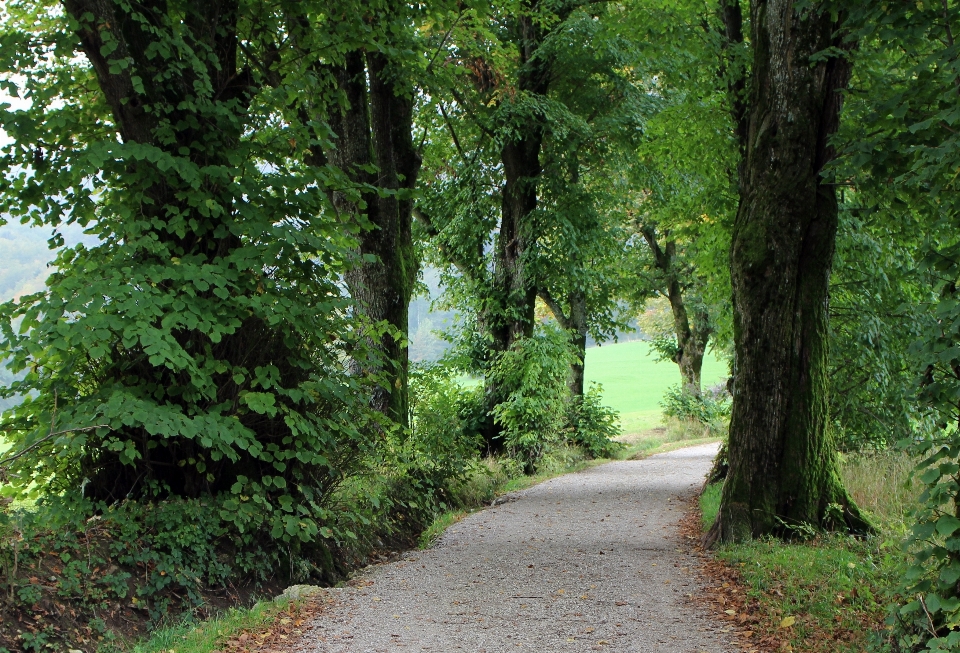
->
703;480;875;548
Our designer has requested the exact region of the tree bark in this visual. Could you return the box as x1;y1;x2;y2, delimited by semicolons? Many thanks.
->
707;0;870;544
326;48;421;428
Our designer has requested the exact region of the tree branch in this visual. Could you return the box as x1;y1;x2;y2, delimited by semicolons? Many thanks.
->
439;103;467;162
538;287;571;330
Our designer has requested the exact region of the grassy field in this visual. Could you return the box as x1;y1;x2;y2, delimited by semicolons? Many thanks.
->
584;340;728;434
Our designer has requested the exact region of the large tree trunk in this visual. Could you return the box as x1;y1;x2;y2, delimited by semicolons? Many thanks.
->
708;0;870;544
328;49;420;428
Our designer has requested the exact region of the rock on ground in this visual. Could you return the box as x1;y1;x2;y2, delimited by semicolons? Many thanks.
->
296;443;733;653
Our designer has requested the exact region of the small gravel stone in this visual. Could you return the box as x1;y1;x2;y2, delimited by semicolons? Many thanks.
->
295;443;733;653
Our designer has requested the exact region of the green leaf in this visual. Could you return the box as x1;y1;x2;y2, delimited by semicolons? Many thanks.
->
936;515;960;537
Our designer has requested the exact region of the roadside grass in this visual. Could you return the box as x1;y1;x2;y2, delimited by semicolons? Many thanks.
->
618;417;724;460
700;450;918;652
417;510;468;549
128;598;302;653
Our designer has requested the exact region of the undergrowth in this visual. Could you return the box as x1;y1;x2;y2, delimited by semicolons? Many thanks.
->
1;357;625;652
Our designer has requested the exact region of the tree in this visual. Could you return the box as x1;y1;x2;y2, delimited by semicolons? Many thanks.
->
835;3;960;646
0;0;377;541
634;226;714;396
531;7;651;400
620;5;737;399
290;2;424;427
418;2;658;449
708;0;870;543
417;0;630;447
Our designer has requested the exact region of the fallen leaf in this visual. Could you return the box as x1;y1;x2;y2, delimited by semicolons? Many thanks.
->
725;610;736;615
780;616;796;628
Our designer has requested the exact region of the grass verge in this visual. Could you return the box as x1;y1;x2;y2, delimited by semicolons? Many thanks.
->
618;417;724;460
129;597;317;653
697;450;917;652
417;510;467;549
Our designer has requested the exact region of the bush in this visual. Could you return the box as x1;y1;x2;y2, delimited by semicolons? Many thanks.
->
568;384;622;458
884;434;960;652
488;325;573;472
0;494;294;650
403;364;483;501
660;382;731;427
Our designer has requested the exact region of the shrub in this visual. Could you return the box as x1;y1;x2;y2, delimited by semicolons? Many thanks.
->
660;382;731;427
568;384;622;458
0;494;291;649
488;325;573;471
403;364;483;501
884;434;960;652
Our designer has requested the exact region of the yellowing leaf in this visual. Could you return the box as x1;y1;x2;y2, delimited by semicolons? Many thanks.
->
725;609;737;615
780;616;796;628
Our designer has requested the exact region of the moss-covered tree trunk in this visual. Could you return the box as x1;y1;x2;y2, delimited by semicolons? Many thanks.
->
708;0;870;543
328;50;420;428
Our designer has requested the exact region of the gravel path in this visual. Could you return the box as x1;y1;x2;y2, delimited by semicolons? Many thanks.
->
297;443;733;653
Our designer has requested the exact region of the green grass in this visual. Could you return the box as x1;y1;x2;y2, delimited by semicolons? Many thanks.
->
699;451;916;652
418;510;467;549
618;417;724;460
129;598;298;653
584;340;727;434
